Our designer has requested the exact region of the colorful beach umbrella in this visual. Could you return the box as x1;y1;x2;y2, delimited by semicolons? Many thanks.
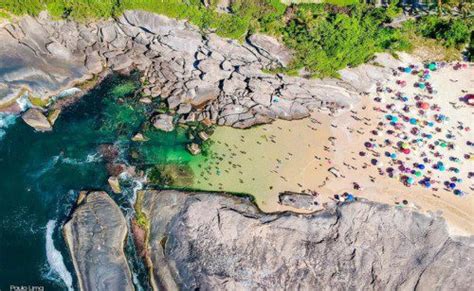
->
419;102;429;110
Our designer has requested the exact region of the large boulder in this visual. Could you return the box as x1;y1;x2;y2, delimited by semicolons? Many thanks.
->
21;108;52;131
153;114;175;132
139;190;474;290
248;33;293;67
63;191;133;291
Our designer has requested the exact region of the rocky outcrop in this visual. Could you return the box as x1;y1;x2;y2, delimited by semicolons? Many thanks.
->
1;10;401;128
138;190;473;290
152;114;175;132
278;191;322;211
0;13;90;108
21;108;52;131
247;34;293;67
63;191;133;291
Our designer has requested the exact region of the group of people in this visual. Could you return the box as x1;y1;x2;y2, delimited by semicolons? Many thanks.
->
362;62;471;197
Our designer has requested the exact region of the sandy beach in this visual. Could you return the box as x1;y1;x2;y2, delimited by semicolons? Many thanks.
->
191;59;474;235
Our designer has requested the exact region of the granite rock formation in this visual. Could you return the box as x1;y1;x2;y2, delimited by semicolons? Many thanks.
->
63;191;133;291
21;108;52;131
1;10;400;128
63;189;473;290
138;190;473;291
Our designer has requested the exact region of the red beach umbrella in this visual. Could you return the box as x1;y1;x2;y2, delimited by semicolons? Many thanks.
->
419;102;429;110
465;94;474;106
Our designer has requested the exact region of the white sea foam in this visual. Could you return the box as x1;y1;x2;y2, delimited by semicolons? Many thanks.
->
51;88;82;102
45;220;73;291
60;152;102;165
16;94;32;111
0;113;17;140
30;155;61;179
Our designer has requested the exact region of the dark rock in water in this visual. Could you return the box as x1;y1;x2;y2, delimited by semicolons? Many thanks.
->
137;190;473;290
63;191;133;291
278;191;322;211
98;144;119;161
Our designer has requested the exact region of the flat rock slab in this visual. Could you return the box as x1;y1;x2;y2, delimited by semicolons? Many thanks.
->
278;191;322;211
21;108;52;131
140;190;474;290
64;191;133;291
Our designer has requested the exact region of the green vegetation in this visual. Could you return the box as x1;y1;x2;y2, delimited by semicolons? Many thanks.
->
0;10;12;20
280;4;410;77
404;15;472;48
0;0;119;19
468;32;474;61
134;190;149;230
121;0;250;39
324;0;359;6
400;15;473;61
110;80;137;98
0;0;471;75
147;163;194;187
28;95;50;107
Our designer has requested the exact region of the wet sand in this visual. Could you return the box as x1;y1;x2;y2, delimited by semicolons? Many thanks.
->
191;61;474;235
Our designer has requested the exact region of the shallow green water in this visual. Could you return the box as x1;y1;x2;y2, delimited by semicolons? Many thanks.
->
0;74;195;290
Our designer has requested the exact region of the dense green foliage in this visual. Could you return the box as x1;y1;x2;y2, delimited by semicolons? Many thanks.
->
0;0;287;39
468;32;474;61
404;15;472;48
280;4;410;77
0;0;470;75
0;0;119;19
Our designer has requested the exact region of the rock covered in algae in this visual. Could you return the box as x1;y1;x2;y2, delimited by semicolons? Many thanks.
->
107;176;122;194
63;191;133;291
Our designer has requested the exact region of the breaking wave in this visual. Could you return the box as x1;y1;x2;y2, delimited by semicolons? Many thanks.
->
61;152;102;165
45;220;73;291
0;113;17;140
16;94;32;111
